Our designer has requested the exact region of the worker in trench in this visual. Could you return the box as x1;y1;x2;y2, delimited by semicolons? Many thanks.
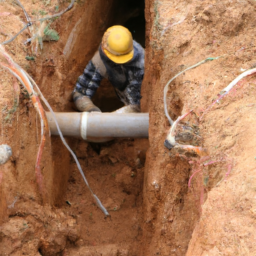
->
72;25;144;113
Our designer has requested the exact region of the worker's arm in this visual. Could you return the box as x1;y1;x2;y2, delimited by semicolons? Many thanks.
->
73;51;107;112
115;68;143;113
126;68;144;106
119;43;144;112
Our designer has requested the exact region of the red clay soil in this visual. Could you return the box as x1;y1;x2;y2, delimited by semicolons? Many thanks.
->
142;0;256;255
0;0;256;255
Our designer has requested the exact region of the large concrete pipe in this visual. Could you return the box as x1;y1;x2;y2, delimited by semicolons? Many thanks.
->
46;112;149;142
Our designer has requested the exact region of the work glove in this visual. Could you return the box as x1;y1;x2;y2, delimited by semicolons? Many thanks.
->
73;91;101;112
114;105;140;113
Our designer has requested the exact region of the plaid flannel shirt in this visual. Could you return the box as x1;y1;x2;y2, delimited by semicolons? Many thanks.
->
74;41;144;106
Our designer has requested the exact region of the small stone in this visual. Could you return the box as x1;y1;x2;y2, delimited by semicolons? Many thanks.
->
135;158;142;168
67;228;79;242
108;156;118;164
104;198;115;209
75;239;84;247
100;148;110;156
0;144;12;165
115;166;133;185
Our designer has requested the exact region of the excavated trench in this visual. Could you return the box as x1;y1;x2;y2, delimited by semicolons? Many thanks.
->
0;0;200;255
1;0;256;254
52;0;198;254
50;0;147;203
49;0;150;254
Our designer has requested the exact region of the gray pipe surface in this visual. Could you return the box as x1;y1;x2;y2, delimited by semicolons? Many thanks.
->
46;112;149;141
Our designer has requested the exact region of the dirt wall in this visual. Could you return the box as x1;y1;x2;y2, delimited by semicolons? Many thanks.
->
0;0;118;209
0;0;118;254
142;0;256;255
141;1;200;255
0;2;55;211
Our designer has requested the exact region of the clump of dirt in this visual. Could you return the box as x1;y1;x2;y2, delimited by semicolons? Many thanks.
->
1;201;78;255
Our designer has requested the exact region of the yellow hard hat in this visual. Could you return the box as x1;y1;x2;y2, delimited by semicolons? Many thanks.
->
102;25;134;64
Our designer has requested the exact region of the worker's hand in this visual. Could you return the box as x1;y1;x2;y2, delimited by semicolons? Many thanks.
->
114;105;140;113
73;92;101;112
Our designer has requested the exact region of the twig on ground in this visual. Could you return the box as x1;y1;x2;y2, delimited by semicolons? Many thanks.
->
0;0;75;45
14;0;34;43
1;23;32;45
35;0;75;22
164;56;221;126
14;0;31;24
